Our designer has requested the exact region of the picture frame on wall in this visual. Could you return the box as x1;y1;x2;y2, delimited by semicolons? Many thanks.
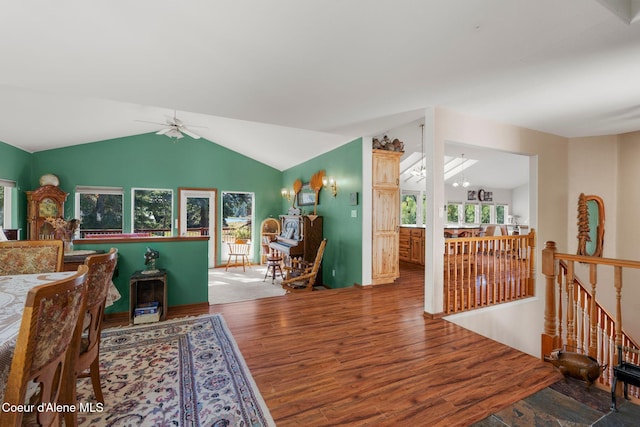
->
478;189;493;202
467;190;477;201
297;183;318;206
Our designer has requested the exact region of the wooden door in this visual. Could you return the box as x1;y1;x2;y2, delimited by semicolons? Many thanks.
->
371;149;402;285
372;188;399;284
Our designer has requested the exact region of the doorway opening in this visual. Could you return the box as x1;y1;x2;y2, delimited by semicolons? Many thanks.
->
178;188;217;268
221;191;255;262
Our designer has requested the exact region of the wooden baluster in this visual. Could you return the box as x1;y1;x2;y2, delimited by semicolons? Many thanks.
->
499;238;505;301
515;237;522;297
528;229;536;296
541;241;558;357
589;264;598;358
567;260;576;350
491;237;498;304
471;239;477;308
557;267;564;351
614;266;623;348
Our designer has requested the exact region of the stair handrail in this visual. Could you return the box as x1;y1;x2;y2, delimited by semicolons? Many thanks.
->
557;259;640;352
542;241;640;393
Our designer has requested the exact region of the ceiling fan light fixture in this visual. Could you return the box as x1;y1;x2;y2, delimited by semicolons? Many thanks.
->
451;153;471;188
140;110;204;141
162;128;184;139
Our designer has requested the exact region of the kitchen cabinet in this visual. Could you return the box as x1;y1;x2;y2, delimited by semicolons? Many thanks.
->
400;227;425;265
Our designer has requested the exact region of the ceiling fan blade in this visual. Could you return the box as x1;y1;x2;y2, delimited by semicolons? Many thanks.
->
136;119;166;126
180;127;201;139
156;128;171;135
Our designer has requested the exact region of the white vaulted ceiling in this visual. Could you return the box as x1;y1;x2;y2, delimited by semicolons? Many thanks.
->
1;1;640;171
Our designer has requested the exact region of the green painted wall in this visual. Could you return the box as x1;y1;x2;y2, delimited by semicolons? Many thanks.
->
282;138;363;288
2;134;365;303
30;133;283;265
74;239;208;314
0;141;32;234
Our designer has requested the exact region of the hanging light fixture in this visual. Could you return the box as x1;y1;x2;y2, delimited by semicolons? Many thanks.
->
411;124;426;177
452;153;471;188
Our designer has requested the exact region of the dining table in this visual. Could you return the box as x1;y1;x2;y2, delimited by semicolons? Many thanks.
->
0;270;121;401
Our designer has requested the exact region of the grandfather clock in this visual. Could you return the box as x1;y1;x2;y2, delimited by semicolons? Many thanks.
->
26;175;68;240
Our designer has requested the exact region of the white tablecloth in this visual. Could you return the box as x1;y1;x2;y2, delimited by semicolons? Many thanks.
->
0;271;121;400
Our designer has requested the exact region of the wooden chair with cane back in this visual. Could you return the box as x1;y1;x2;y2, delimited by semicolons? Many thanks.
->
0;265;88;427
64;248;118;427
281;239;327;292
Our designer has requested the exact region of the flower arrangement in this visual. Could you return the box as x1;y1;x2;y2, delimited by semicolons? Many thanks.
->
44;216;80;242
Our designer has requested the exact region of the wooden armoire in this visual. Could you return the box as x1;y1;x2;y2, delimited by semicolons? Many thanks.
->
371;149;402;285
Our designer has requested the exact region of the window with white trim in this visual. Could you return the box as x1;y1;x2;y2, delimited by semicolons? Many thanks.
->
132;188;173;236
464;204;478;223
75;186;124;237
446;203;461;223
480;204;491;224
0;179;16;229
496;204;508;224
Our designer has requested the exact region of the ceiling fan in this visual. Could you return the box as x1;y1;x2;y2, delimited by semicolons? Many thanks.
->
137;111;205;140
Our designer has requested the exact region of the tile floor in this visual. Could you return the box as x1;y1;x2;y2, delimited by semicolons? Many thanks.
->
473;377;640;426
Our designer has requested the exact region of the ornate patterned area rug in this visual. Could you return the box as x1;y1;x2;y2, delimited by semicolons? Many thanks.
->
76;314;275;426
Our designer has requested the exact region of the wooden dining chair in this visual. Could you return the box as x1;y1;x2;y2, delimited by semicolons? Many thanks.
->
483;225;496;237
0;265;88;427
0;239;64;275
63;248;118;427
225;239;251;271
281;239;327;292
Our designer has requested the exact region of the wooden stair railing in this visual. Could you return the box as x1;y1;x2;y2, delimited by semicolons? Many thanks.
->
541;241;640;397
444;229;536;314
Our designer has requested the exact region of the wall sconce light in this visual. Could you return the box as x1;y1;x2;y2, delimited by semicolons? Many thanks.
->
322;176;337;197
281;188;292;201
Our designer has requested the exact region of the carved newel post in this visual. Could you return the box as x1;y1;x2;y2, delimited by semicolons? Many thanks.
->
541;241;558;359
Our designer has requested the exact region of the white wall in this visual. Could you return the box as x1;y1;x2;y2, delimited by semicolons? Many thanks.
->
615;132;640;342
567;136;618;258
434;108;569;357
512;183;530;226
564;134;640;344
445;186;512;206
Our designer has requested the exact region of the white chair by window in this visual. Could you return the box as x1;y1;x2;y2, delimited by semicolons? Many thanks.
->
225;240;251;272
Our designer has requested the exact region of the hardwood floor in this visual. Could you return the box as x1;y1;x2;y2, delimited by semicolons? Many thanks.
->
107;262;562;426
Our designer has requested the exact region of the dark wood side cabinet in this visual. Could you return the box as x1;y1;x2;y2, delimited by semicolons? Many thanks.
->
63;250;105;271
129;269;168;325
